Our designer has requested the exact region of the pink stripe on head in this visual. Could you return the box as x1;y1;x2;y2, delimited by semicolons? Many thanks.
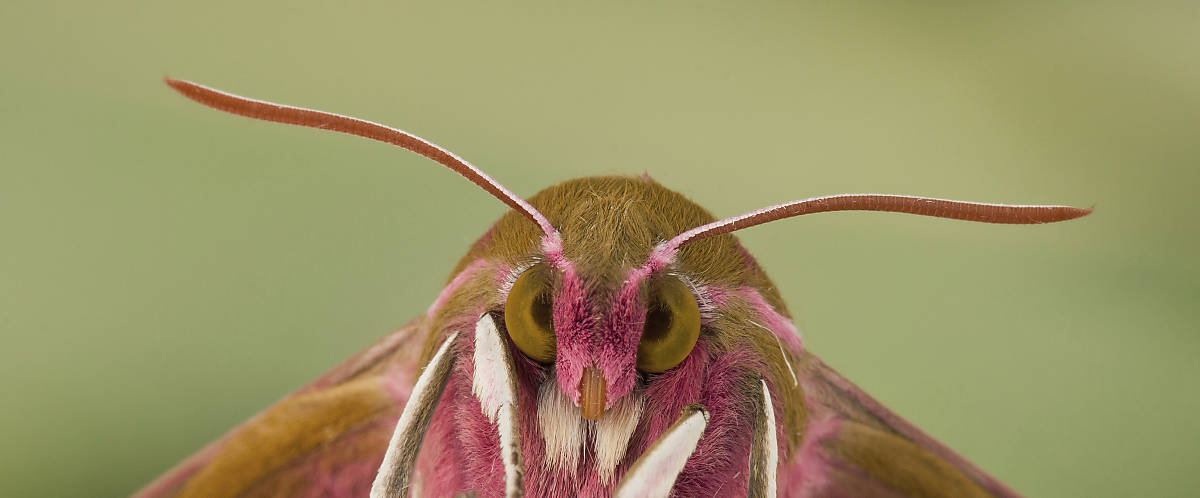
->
494;263;519;298
426;259;490;316
642;241;681;276
741;289;804;354
552;264;596;401
694;283;731;325
540;233;571;271
592;270;651;404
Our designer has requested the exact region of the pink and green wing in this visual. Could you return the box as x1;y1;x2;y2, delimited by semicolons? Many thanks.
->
132;318;427;498
786;351;1020;498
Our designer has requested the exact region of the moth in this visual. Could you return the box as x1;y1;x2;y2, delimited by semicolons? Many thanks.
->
137;78;1090;498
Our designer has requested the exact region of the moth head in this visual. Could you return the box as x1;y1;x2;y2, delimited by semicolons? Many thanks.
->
481;178;718;419
164;76;1092;426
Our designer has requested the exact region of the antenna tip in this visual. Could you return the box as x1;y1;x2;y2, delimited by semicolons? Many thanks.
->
1064;205;1094;221
162;77;213;107
1026;204;1092;224
163;76;189;93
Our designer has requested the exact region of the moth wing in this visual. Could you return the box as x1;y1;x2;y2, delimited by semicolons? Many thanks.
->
133;317;428;498
791;351;1021;498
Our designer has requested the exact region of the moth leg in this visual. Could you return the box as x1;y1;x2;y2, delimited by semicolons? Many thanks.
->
614;405;709;498
748;379;779;498
801;419;992;498
470;312;524;498
371;332;458;498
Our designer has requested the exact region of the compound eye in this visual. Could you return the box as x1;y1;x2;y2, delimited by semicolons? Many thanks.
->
636;277;701;373
504;267;556;363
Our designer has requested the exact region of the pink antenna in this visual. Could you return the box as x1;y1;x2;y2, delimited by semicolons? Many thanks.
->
661;193;1092;255
164;77;557;237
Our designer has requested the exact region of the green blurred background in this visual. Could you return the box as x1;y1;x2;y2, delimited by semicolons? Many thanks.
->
2;1;1197;496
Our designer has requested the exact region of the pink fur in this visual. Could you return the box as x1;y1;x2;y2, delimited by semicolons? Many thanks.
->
782;417;841;497
418;341;771;497
554;257;669;408
641;243;678;276
540;233;569;271
741;288;804;355
694;283;731;326
632;345;708;456
382;368;416;407
413;265;779;497
551;265;596;404
410;240;795;496
593;274;649;405
295;418;395;498
414;371;469;496
324;460;376;497
674;346;762;496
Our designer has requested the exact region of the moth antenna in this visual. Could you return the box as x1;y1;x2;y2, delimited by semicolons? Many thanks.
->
164;77;557;236
663;194;1092;253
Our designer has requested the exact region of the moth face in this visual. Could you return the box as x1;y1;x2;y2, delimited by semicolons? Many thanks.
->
477;177;751;422
503;261;701;420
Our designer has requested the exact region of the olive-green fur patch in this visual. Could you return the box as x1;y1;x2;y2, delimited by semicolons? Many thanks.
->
453;176;785;308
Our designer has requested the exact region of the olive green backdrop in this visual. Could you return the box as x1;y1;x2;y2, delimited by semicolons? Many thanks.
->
2;1;1197;496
